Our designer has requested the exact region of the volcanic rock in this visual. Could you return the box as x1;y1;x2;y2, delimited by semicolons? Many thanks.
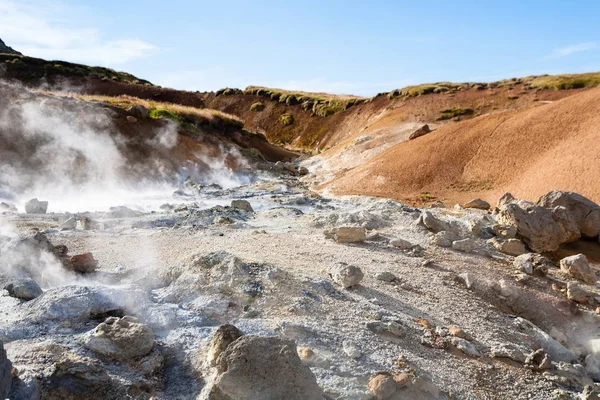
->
324;226;366;243
560;254;597;284
230;199;254;212
328;262;364;288
489;237;527;256
538;190;600;238
566;282;595;304
514;253;552;276
390;238;413;250
4;278;43;300
206;324;244;366
452;238;477;252
408;124;431;140
497;201;580;252
24;198;48;214
0;342;11;399
83;316;154;359
203;335;322;400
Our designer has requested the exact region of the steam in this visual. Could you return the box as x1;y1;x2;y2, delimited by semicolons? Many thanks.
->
0;81;253;212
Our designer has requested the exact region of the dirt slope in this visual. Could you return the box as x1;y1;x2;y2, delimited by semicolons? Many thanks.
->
324;87;600;205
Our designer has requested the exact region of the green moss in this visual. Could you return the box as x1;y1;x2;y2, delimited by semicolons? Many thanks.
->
149;108;182;122
249;102;265;112
279;113;294;126
437;107;474;121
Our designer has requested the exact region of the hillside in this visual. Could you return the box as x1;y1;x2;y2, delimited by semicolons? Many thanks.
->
0;39;20;55
323;86;600;205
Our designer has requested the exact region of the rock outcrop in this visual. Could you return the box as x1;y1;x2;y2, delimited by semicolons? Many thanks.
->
0;38;21;55
24;198;49;214
537;191;600;238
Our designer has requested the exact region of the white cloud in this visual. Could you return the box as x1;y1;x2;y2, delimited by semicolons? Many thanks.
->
551;42;596;58
0;0;156;66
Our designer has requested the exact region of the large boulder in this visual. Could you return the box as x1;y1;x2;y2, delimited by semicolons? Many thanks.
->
324;226;366;243
0;342;11;399
559;254;597;284
24;198;48;214
82;316;155;359
538;191;600;238
496;201;580;253
230;200;254;212
203;335;322;400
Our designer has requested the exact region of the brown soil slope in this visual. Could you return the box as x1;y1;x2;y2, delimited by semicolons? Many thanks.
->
325;87;600;205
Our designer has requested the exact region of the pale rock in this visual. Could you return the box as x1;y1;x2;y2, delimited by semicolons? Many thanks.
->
368;373;397;399
59;217;77;230
324;226;366;243
585;352;600;381
497;200;580;252
432;230;459;247
0;342;11;399
82;316;155;359
203;335;322;400
366;321;405;338
514;253;553;276
560;254;597;284
513;317;575;362
489;237;527;256
206;324;244;366
538;190;600;238
492;224;517;239
452;238;477;252
421;211;450;233
24;198;48;214
328;262;364;288
342;341;362;359
375;271;397;282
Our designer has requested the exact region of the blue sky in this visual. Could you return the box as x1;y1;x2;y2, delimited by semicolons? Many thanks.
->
1;0;599;95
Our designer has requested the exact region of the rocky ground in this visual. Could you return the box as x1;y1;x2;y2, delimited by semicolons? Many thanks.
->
1;165;600;399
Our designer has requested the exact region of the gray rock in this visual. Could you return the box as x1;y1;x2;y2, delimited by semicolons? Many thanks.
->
408;124;431;140
231;199;254;212
375;271;397;282
452;238;478;252
106;206;143;218
390;238;412;250
24;198;48;214
432;230;459;248
297;166;309;176
560;254;597;284
0;202;17;213
82;316;155;359
204;335;322;400
4;278;43;300
366;321;405;338
129;105;149;119
207;324;244;366
463;198;490;210
421;211;450;233
328;262;364;288
497;200;580;252
538;190;600;238
525;349;551;370
0;342;11;399
492;224;517;239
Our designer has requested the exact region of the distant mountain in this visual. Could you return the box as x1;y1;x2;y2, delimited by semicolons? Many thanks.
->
0;38;21;55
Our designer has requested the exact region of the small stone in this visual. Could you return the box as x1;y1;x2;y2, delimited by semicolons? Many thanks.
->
69;253;98;273
451;337;481;357
432;231;459;247
366;321;404;338
297;346;315;362
463;198;490;210
342;341;361;359
390;238;412;250
297;166;309;176
393;372;411;389
4;278;43;300
24;198;48;214
514;253;553;276
421;211;451;233
415;318;433;329
328;262;363;288
525;349;552;371
452;238;478;252
375;271;397;282
368;373;397;399
560;254;597;284
230;199;254;212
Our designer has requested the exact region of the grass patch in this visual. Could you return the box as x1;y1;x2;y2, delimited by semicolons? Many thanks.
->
0;54;152;85
279;113;294;126
215;87;243;96
249;102;265;112
45;93;244;130
527;72;600;90
437;107;474;121
245;86;367;117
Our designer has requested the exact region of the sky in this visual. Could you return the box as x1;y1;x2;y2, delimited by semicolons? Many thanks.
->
1;0;599;96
